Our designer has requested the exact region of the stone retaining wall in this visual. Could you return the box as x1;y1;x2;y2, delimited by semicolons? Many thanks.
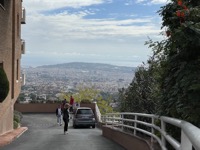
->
102;126;151;150
14;103;95;113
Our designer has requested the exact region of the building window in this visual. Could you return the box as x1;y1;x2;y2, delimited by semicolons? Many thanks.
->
16;60;19;80
17;14;20;36
0;0;4;8
0;62;3;68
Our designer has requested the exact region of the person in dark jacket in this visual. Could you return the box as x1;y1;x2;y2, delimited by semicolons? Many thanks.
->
63;103;69;134
56;104;62;126
61;99;67;111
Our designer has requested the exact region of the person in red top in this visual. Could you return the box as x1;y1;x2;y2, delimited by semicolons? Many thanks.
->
69;96;74;113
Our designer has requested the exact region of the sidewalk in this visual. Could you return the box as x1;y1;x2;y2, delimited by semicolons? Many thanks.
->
0;127;28;148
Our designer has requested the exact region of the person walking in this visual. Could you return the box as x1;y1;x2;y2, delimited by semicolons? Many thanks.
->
61;99;67;111
69;96;74;113
63;103;70;135
56;104;62;126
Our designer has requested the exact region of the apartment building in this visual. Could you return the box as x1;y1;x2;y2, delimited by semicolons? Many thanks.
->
0;0;25;135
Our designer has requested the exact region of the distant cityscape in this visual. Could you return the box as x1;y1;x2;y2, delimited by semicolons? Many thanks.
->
19;62;136;103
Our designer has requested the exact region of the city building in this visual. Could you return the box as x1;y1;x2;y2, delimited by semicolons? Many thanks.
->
0;0;26;135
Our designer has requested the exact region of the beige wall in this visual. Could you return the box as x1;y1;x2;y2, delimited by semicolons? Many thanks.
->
14;103;96;113
15;103;60;113
0;0;23;135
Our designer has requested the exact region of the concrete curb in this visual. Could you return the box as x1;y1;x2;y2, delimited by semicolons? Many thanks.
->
0;127;28;148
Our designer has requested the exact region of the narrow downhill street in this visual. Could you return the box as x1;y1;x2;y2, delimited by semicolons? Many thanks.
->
1;114;125;150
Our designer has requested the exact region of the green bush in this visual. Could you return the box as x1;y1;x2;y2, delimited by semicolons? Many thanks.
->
14;114;20;123
13;121;19;129
14;110;23;121
13;110;22;129
0;68;9;102
80;99;92;104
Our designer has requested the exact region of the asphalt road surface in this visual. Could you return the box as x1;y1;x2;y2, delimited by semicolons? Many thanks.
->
1;114;125;150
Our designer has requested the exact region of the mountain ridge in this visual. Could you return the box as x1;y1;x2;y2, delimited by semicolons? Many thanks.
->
36;62;136;73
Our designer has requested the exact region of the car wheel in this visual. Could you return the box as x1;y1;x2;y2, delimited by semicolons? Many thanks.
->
92;125;95;128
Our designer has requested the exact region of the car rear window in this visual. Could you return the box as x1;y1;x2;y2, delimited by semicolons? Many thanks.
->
77;109;93;114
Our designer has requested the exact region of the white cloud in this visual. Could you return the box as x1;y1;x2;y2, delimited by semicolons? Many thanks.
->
24;0;106;12
136;0;168;5
23;0;162;41
21;0;163;67
151;0;169;4
136;0;146;3
23;11;160;42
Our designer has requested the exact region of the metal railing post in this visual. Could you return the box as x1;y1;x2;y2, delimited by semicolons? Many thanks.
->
151;117;155;149
134;115;137;136
104;115;107;126
161;120;166;147
121;114;124;131
181;130;192;150
112;114;114;128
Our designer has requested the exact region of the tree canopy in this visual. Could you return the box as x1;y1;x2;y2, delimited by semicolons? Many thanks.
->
118;0;200;127
64;87;113;114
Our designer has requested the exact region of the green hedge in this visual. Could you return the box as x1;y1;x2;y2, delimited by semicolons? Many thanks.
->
0;68;9;103
13;111;22;129
80;99;92;104
13;121;19;129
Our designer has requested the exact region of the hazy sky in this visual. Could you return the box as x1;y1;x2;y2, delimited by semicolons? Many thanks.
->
21;0;168;67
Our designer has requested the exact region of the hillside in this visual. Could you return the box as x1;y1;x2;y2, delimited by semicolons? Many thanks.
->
21;62;136;101
37;62;136;73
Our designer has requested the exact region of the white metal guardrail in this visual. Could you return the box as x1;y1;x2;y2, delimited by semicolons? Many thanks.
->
101;113;200;150
94;102;102;122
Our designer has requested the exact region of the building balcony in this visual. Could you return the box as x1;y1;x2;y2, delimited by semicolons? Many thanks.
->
21;39;25;54
21;7;26;24
20;73;26;86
